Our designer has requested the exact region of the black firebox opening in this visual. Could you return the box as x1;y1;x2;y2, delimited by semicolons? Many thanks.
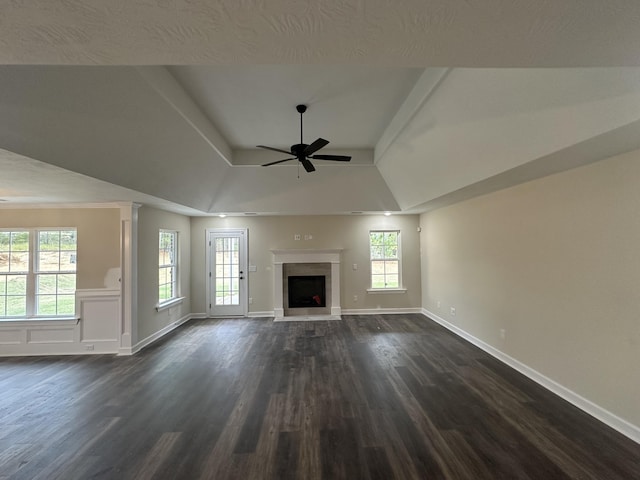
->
288;275;326;308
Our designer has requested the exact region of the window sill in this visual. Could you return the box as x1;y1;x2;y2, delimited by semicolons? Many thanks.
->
0;317;80;328
366;288;407;294
156;297;184;312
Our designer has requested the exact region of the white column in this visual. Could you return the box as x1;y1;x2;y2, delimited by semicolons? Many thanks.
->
119;203;140;355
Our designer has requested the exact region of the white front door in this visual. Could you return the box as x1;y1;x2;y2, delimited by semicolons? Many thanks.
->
207;228;248;317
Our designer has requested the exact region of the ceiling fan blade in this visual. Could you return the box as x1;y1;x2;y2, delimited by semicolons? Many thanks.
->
310;154;352;162
303;138;329;156
301;158;316;172
262;158;295;167
257;145;293;155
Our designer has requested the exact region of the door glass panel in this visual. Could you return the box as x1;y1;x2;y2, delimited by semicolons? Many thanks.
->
215;237;240;306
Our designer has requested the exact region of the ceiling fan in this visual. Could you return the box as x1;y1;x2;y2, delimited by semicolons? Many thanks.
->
258;104;351;172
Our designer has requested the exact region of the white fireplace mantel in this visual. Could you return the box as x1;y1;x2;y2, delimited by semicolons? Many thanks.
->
271;249;342;319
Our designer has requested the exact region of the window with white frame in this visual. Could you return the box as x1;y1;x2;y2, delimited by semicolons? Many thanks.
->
369;230;401;289
159;230;178;304
0;229;77;318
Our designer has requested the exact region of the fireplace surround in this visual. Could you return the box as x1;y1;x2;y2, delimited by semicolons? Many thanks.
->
271;249;342;320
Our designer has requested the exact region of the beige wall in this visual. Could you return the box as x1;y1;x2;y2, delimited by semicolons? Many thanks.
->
190;215;421;314
420;148;640;427
137;206;191;341
0;207;120;289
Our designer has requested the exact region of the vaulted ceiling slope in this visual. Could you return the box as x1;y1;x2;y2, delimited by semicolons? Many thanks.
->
2;2;640;214
378;68;640;212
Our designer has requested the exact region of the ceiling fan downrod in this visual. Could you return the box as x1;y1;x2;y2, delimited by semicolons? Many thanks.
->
297;104;306;146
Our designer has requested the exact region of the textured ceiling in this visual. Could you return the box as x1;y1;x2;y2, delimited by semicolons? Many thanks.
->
3;1;640;67
1;2;640;215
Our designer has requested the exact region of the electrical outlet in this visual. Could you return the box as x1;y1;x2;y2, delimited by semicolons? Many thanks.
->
500;329;506;340
249;297;253;305
450;307;456;316
352;263;358;270
294;234;301;241
84;344;95;351
353;295;358;302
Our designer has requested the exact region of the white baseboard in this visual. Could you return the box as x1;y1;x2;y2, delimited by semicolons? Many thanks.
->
341;307;422;315
124;313;194;355
183;310;422;318
186;312;275;319
421;308;640;445
248;311;275;318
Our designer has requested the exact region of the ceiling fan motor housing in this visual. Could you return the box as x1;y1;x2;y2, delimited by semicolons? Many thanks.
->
291;143;308;157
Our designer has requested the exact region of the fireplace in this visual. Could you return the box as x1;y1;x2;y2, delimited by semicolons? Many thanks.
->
271;249;342;319
283;262;331;316
288;275;326;308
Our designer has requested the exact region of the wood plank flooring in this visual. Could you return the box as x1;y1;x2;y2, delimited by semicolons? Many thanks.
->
0;314;638;479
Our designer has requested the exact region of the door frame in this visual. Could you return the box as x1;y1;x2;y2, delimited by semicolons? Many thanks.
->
205;228;249;317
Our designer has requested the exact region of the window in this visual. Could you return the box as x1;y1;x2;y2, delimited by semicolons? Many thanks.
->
0;231;29;316
369;230;401;289
159;230;178;304
37;230;77;315
0;229;77;318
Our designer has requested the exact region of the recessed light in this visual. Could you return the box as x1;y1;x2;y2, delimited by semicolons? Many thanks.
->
384;211;392;216
219;214;227;218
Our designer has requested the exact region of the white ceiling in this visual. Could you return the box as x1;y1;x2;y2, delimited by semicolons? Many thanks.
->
169;65;422;151
0;150;204;216
2;1;640;215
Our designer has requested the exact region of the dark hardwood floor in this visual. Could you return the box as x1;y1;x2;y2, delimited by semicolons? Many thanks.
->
0;314;638;479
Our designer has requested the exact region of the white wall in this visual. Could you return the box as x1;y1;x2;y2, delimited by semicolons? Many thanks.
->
420;148;640;432
137;206;191;343
190;215;422;315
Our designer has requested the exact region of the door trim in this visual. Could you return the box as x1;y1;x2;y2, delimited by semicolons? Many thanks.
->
205;228;248;317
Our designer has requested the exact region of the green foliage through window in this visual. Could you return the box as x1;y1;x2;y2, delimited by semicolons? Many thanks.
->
36;230;77;315
0;229;76;317
369;231;400;289
214;237;240;306
159;231;178;303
